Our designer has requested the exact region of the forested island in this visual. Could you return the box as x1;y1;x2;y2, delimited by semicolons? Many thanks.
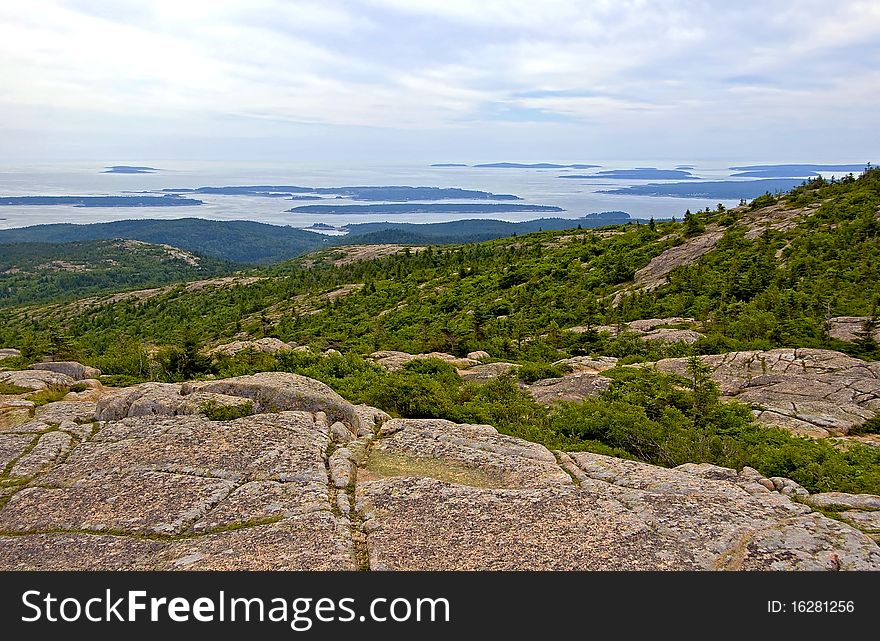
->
102;165;160;174
599;179;805;198
287;203;563;215
561;168;698;180
161;185;520;201
0;195;203;207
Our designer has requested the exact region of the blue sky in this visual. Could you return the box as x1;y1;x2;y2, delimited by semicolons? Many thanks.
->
1;0;878;162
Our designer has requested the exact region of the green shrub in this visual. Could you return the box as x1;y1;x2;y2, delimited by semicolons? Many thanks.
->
200;399;254;421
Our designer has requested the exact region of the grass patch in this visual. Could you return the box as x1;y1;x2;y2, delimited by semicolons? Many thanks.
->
200;399;255;421
0;382;31;395
25;386;69;406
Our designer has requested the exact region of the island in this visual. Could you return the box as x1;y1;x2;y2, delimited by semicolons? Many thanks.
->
306;223;342;231
474;162;600;169
560;168;698;180
289;195;324;200
598;179;804;199
159;185;520;201
286;203;564;215
430;163;468;167
102;166;160;174
728;163;870;178
675;165;696;170
0;195;203;207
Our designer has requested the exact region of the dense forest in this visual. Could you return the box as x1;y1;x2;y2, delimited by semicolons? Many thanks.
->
2;168;879;494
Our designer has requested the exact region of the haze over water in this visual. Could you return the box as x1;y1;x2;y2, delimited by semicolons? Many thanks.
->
0;160;800;232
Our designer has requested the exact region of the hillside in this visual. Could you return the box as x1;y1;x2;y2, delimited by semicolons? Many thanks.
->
0;239;234;308
2;169;880;505
0;218;329;265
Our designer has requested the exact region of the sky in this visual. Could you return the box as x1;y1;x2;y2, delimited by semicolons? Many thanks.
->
1;0;878;163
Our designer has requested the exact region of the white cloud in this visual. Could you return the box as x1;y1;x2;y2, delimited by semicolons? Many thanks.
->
0;0;878;160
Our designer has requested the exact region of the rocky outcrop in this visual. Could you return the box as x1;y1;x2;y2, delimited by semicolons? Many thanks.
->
30;361;102;380
356;420;880;570
0;348;21;360
458;362;519;381
526;373;612;405
552;355;617;373
94;383;255;422
567;318;704;344
368;351;480;371
1;371;878;570
0;369;75;390
466;351;491;360
635;230;725;291
206;337;296;357
649;349;880;437
828;317;880;343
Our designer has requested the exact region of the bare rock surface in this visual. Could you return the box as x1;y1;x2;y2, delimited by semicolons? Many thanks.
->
369;351;480;371
457;362;519;381
206;337;296;357
566;318;703;344
0;348;21;360
648;348;880;436
30;361;101;380
0;369;75;391
1;371;878;571
526;373;612;404
356;422;880;570
95;383;254;421
828;316;880;343
552;355;617;373
635;229;725;290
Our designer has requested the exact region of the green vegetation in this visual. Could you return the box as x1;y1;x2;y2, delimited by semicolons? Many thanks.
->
0;239;233;308
25;385;69;406
200;399;254;421
0;382;31;395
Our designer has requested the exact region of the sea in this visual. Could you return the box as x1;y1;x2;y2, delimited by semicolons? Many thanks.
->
0;160;827;233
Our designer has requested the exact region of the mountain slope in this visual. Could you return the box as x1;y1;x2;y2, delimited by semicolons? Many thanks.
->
0;239;235;308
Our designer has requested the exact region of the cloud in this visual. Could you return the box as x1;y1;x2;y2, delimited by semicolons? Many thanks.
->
0;0;878;160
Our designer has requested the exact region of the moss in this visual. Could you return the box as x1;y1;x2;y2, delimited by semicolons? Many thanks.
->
365;449;506;489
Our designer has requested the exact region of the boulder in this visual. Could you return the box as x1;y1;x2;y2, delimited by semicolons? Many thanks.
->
30;361;102;381
467;351;491;360
0;348;21;360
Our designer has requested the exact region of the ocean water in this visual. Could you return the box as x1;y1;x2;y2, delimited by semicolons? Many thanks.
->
0;160;781;232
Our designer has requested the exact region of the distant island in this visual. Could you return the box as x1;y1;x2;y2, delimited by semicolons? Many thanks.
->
306;223;342;231
0;195;203;207
561;168;698;180
289;195;324;200
287;203;564;215
599;178;804;199
675;165;695;170
160;185;520;201
474;162;600;169
430;163;468;167
728;163;870;178
102;166;160;174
